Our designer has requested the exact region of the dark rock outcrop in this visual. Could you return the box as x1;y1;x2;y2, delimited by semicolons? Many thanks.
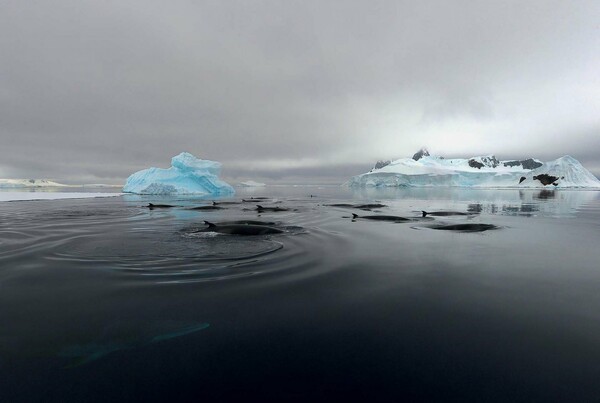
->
522;159;543;169
519;176;526;184
503;158;543;170
468;156;499;169
374;160;391;170
468;159;484;169
533;174;559;186
412;148;430;161
481;156;500;168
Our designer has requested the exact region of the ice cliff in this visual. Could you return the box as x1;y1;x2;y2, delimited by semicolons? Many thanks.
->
123;152;235;195
348;150;600;189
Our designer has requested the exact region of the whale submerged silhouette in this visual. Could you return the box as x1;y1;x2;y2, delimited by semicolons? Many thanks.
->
58;321;210;368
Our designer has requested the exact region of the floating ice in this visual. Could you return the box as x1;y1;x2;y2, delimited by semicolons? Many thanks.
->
123;152;235;195
0;192;121;202
348;152;600;189
238;180;266;187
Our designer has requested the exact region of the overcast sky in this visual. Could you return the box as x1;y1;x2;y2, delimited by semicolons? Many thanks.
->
1;0;599;184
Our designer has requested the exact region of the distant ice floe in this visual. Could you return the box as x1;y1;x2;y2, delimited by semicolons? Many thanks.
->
0;179;70;188
123;152;235;195
0;192;121;202
237;181;266;187
82;184;123;188
348;149;600;189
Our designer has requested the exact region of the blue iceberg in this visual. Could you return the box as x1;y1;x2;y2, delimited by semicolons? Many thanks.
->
123;152;235;195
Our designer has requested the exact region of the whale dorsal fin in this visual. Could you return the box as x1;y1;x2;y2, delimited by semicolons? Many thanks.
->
212;201;217;206
352;213;358;219
422;211;427;217
204;221;216;228
256;205;264;209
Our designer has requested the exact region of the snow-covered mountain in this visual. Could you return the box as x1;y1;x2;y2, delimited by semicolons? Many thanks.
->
348;150;600;188
0;179;69;188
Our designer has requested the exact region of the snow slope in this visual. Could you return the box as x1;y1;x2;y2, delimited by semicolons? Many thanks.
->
348;153;600;189
123;152;235;195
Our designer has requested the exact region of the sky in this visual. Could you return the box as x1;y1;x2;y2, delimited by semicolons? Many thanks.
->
1;0;599;184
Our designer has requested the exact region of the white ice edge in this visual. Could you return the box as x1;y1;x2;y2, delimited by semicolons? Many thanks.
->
0;192;123;202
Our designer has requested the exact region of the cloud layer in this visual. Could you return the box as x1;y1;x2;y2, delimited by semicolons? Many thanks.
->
1;0;599;183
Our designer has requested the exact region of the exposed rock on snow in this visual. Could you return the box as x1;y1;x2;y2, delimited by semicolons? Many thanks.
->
503;158;543;170
373;160;391;170
412;148;430;161
533;174;559;186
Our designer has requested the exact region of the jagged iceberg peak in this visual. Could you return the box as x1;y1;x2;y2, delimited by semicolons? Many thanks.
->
348;151;600;189
170;152;223;174
123;152;235;195
535;155;600;187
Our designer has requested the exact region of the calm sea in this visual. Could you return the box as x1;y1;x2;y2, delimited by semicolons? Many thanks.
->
1;186;600;402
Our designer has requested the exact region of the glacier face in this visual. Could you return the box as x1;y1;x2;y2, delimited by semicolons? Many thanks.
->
348;154;600;189
123;152;235;195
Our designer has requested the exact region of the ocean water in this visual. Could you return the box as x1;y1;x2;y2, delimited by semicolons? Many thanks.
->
1;186;600;402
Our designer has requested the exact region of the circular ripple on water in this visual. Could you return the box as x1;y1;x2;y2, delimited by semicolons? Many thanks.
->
48;227;287;283
3;196;351;286
45;215;350;286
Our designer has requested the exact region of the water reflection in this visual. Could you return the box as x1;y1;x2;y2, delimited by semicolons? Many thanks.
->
533;189;556;200
349;187;599;218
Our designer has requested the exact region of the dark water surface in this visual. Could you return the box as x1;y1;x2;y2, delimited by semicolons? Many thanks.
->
1;186;600;402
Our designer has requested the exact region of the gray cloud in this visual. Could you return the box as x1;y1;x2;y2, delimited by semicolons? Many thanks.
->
1;0;599;183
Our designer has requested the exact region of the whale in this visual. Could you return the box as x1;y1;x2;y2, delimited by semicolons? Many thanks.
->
422;210;473;217
256;205;289;212
58;321;209;368
428;223;498;232
147;203;176;209
215;220;277;226
201;221;283;235
327;203;387;209
242;197;271;202
351;213;411;222
189;205;224;211
212;201;240;206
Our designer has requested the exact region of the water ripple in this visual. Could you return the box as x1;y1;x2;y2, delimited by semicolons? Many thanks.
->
0;197;349;286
